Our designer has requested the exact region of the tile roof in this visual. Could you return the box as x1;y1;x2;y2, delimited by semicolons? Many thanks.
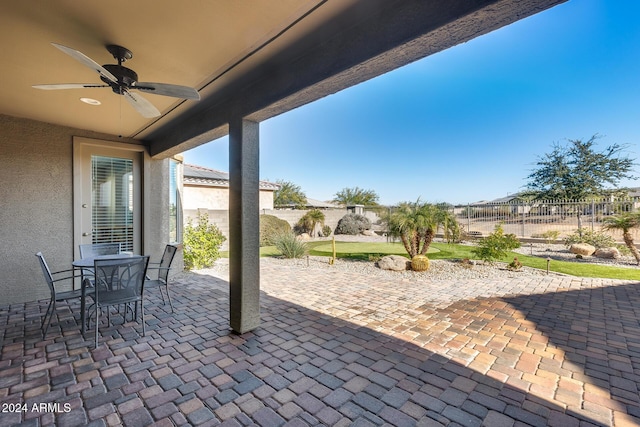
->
183;164;279;190
276;197;340;209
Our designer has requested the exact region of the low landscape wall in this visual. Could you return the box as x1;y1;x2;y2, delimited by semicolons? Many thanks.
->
183;208;382;250
185;198;640;251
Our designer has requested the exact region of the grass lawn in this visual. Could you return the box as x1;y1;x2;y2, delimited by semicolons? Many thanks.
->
249;240;640;280
310;241;439;260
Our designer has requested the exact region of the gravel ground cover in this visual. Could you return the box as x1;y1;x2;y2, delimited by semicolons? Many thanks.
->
512;241;639;268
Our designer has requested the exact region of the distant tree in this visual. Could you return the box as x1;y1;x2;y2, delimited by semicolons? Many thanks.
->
526;135;636;199
333;187;379;206
525;134;637;231
274;180;307;209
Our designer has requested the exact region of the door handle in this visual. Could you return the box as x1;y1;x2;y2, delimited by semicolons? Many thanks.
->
82;232;92;236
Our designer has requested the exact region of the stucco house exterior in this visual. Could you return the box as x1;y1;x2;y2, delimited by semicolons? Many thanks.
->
182;164;279;248
1;117;180;306
183;164;279;211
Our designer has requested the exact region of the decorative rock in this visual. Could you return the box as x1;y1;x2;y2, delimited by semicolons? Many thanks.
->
297;233;311;240
570;243;596;256
361;229;377;237
376;255;410;271
594;247;621;259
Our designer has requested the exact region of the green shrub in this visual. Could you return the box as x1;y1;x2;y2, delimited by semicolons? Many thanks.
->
444;221;466;243
183;212;226;270
507;257;522;271
335;213;371;235
273;231;308;258
540;230;560;245
260;214;291;246
563;229;615;249
367;253;383;262
472;224;520;264
322;225;332;237
616;244;631;256
460;258;474;269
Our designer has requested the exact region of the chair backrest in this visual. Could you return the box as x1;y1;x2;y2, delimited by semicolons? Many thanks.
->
157;245;178;283
94;256;149;301
79;243;121;259
35;252;55;296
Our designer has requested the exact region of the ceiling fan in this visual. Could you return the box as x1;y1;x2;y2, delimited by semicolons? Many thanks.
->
33;43;200;118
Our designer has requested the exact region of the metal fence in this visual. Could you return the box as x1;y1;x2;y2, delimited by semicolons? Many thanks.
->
454;198;640;241
363;198;640;242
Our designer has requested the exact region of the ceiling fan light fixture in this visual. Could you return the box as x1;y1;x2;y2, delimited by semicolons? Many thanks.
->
80;97;101;105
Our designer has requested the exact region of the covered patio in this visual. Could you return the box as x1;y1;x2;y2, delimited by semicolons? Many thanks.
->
1;261;639;426
1;0;566;332
7;0;625;425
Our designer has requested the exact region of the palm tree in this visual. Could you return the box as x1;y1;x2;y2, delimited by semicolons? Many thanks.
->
385;201;455;258
602;213;640;265
298;209;325;237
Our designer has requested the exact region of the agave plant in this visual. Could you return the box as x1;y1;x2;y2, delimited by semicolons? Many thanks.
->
273;231;308;259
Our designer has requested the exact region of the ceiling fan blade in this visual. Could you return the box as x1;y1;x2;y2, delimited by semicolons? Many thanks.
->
51;43;118;83
133;82;200;100
123;90;161;118
32;83;108;90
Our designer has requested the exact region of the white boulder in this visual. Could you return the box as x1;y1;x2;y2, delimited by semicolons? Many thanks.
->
594;247;621;259
376;255;410;271
570;243;596;256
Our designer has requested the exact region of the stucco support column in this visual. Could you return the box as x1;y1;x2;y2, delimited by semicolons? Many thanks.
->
228;118;260;333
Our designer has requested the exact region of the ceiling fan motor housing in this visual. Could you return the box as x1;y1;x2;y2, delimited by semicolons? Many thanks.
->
101;64;138;94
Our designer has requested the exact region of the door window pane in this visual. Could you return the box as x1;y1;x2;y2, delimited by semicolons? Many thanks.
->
92;155;134;252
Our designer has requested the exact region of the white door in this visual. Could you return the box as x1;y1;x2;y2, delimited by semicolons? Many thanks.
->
74;138;143;256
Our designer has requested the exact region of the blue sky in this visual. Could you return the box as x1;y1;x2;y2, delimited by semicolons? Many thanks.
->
183;0;640;206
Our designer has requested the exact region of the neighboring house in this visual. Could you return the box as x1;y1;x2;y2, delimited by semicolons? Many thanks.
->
182;164;279;249
182;164;353;241
183;164;279;211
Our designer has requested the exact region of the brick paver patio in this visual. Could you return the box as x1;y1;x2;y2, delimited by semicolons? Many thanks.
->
1;259;640;426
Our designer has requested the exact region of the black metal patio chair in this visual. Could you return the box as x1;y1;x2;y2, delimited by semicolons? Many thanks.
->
85;255;149;348
36;252;83;337
78;242;121;259
78;242;121;287
145;244;178;312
